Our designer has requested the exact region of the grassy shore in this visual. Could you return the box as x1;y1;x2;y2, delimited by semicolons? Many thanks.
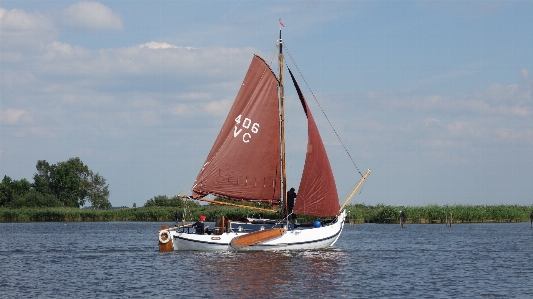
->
1;204;532;223
0;206;279;223
345;204;533;224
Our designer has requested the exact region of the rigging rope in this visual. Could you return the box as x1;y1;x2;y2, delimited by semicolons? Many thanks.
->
269;41;278;66
283;44;363;177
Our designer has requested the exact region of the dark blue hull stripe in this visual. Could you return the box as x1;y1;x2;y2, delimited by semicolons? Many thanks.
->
175;236;230;246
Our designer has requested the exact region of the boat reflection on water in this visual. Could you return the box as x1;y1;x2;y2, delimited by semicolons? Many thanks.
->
189;249;347;298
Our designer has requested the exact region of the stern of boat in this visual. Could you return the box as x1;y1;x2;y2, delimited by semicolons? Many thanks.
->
158;225;174;252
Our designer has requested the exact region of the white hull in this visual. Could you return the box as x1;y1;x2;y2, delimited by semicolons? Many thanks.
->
166;210;346;251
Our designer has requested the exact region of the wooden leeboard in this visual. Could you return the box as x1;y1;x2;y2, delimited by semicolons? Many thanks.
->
230;228;286;248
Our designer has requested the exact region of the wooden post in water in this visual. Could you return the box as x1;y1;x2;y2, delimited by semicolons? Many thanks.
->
348;211;354;226
446;213;452;227
450;213;453;227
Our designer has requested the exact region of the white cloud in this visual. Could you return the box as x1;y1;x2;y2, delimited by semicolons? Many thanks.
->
423;118;441;127
385;69;532;118
1;70;35;90
1;34;260;158
425;139;468;149
0;7;54;34
167;98;231;117
174;92;212;101
62;2;123;31
205;99;231;116
521;68;529;80
28;127;56;138
495;128;533;143
140;110;160;126
446;121;487;139
168;104;191;116
140;42;181;49
0;109;32;124
0;7;57;51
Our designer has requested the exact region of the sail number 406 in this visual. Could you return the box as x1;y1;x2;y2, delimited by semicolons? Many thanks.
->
234;114;259;143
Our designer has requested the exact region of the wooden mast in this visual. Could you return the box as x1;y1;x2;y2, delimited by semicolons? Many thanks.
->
278;29;288;217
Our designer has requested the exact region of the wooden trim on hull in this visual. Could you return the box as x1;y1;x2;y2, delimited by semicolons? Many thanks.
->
230;228;286;249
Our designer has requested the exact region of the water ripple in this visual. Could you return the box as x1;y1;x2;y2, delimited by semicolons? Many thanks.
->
1;222;533;298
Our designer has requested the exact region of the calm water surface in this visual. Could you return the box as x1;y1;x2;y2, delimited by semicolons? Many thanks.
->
1;222;533;298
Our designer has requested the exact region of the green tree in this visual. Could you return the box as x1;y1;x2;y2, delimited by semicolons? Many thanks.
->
86;173;111;209
0;176;32;206
33;160;54;196
1;158;111;208
54;158;91;207
144;195;184;207
7;190;62;208
32;157;111;208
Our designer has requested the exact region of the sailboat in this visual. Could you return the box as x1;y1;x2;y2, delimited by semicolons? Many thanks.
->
158;29;370;251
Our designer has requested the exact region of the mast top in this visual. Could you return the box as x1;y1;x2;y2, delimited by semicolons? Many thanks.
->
278;19;284;54
278;31;283;54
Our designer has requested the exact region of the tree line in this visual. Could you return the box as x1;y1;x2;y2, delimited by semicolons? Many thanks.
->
0;157;111;209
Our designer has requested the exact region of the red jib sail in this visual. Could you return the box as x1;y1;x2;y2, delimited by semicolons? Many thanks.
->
192;55;281;205
288;69;340;217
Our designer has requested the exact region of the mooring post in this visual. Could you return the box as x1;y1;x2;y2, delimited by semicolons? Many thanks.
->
446;213;452;227
450;213;452;227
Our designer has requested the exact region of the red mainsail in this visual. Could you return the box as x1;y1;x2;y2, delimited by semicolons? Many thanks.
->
192;55;281;205
289;69;340;217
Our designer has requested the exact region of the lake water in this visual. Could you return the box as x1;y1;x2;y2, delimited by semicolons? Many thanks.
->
1;221;533;298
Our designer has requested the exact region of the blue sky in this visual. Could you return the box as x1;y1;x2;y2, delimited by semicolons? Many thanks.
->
1;1;532;208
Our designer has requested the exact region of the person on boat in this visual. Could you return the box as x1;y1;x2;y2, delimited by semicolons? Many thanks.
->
193;215;209;234
399;210;406;228
287;188;297;223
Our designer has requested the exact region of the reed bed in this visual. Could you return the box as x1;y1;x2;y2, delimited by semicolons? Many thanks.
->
0;207;172;222
1;205;532;223
345;204;533;224
0;206;279;222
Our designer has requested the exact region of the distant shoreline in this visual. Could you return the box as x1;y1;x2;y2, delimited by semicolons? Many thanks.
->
345;204;533;225
1;204;532;223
